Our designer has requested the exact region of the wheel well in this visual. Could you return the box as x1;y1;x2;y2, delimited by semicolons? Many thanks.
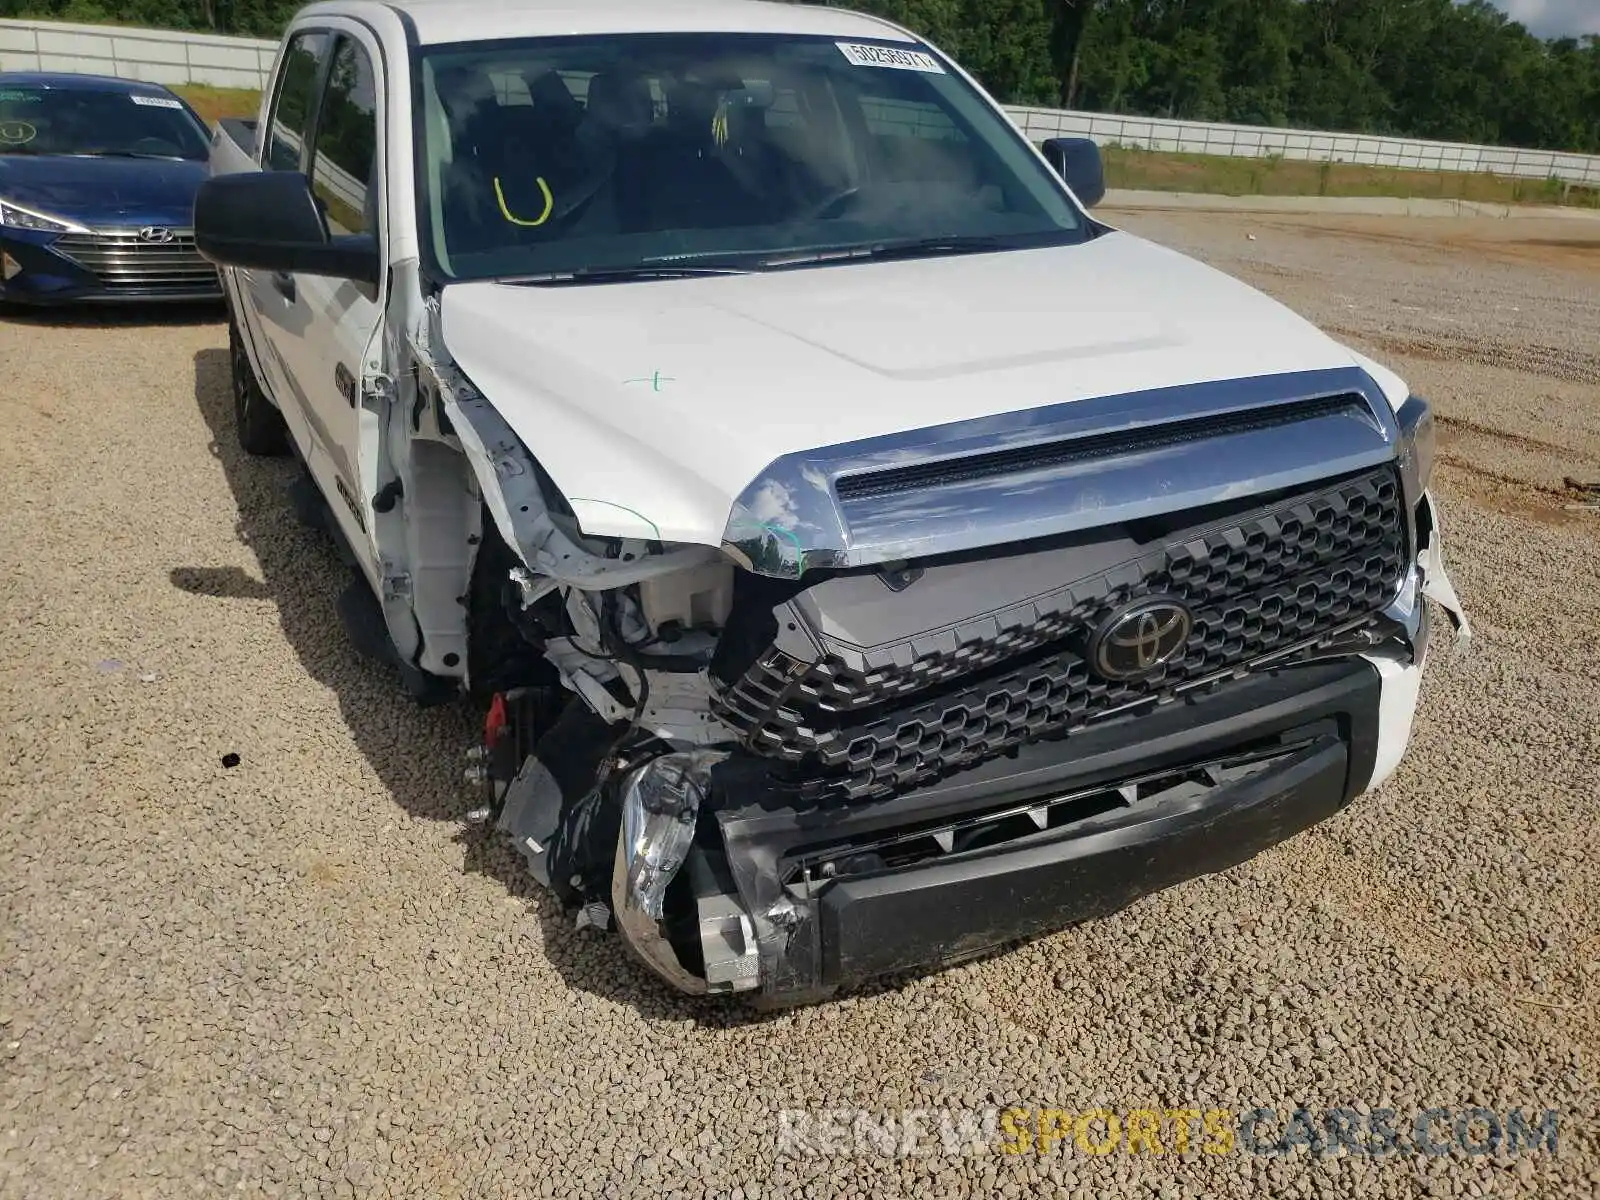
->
466;505;561;703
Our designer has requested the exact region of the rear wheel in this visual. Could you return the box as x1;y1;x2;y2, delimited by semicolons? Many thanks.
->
230;321;290;456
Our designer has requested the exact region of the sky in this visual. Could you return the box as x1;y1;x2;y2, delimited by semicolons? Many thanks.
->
1488;0;1600;37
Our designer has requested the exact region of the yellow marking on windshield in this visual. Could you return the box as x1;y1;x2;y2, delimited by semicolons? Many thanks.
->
493;175;553;227
711;97;730;147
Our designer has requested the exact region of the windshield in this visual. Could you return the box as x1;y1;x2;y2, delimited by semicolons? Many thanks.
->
415;33;1087;280
0;84;211;160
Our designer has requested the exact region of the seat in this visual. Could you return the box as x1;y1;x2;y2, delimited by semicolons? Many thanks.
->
584;71;653;138
574;71;655;235
486;71;636;239
628;80;778;233
434;66;506;254
435;67;596;250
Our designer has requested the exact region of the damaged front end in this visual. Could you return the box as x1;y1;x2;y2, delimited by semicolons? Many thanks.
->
609;751;769;995
431;330;1466;1005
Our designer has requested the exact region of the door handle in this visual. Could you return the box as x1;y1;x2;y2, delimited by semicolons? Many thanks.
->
270;270;296;302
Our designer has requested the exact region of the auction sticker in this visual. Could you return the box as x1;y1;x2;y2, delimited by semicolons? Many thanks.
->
130;94;183;109
836;42;945;73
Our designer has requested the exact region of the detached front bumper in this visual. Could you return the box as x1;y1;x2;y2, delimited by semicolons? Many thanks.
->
612;655;1401;1005
813;729;1350;986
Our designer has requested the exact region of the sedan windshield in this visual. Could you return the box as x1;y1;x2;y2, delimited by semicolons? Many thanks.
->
415;33;1088;281
0;84;211;160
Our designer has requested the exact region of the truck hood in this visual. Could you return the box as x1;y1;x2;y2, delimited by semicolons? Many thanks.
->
0;154;208;227
439;230;1373;546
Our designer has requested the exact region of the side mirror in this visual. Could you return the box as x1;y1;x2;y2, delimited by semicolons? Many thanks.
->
195;170;379;283
1041;137;1106;208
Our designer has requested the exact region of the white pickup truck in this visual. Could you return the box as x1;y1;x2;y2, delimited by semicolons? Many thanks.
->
198;0;1468;1004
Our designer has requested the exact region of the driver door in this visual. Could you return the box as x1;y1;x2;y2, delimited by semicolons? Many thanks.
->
243;28;330;426
251;26;386;575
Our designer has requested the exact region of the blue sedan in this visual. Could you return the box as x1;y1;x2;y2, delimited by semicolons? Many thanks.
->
0;72;223;304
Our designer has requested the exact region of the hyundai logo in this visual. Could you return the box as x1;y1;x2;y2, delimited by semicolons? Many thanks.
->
137;226;175;244
1088;597;1194;681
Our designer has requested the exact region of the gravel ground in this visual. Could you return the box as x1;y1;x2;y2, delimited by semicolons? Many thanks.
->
2;213;1598;1199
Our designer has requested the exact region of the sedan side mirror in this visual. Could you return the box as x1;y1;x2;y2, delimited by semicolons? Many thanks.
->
1040;137;1106;209
195;170;379;283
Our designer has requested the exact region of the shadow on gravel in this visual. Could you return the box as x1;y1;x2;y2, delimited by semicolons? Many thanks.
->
0;300;226;328
172;347;794;1026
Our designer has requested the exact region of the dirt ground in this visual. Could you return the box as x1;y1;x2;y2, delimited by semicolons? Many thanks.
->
2;212;1598;1198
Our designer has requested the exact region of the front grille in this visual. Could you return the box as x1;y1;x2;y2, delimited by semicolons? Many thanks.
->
715;468;1407;803
53;229;218;294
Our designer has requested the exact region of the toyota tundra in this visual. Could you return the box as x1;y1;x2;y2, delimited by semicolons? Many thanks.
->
195;0;1469;1005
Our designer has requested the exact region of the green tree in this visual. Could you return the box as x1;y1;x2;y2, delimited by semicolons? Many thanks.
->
5;0;1599;153
830;0;1058;105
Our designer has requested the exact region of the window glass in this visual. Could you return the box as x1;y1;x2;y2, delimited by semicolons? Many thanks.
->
311;37;379;236
416;33;1086;281
267;31;330;172
0;85;210;160
860;95;963;141
764;87;805;129
860;90;974;188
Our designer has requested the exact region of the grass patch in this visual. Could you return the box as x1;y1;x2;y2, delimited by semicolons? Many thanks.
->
172;84;260;125
1101;145;1600;209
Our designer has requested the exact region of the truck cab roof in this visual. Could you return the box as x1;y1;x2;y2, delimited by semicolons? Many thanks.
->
297;0;914;46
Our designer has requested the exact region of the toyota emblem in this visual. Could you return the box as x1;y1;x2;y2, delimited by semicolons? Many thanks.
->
138;226;175;244
1088;597;1194;681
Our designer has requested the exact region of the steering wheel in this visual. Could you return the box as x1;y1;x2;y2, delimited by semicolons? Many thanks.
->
801;185;862;221
130;136;178;155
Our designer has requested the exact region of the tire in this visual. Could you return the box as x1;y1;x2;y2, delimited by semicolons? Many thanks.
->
230;321;290;456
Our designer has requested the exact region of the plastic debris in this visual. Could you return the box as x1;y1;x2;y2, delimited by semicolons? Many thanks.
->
1563;477;1600;513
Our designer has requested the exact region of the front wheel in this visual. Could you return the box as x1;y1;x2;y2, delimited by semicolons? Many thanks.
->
230;321;290;456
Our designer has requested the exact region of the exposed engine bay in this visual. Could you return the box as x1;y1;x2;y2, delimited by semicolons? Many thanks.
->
423;314;1465;1003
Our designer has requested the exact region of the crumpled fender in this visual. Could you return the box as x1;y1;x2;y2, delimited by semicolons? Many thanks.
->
1418;491;1470;653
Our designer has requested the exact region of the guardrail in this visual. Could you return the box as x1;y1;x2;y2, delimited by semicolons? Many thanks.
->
4;18;1598;187
1009;107;1600;188
0;18;276;91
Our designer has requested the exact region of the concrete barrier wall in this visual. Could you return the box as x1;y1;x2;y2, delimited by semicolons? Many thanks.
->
4;18;1598;187
0;18;276;91
1008;106;1600;187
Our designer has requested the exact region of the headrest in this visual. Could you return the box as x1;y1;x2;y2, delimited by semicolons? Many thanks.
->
525;69;583;130
434;66;496;128
585;72;653;134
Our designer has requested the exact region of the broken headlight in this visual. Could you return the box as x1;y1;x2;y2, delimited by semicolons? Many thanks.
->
610;750;728;995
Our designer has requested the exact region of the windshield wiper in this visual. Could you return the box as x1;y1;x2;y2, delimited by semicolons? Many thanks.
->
497;237;1033;285
758;234;1015;270
503;264;750;286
